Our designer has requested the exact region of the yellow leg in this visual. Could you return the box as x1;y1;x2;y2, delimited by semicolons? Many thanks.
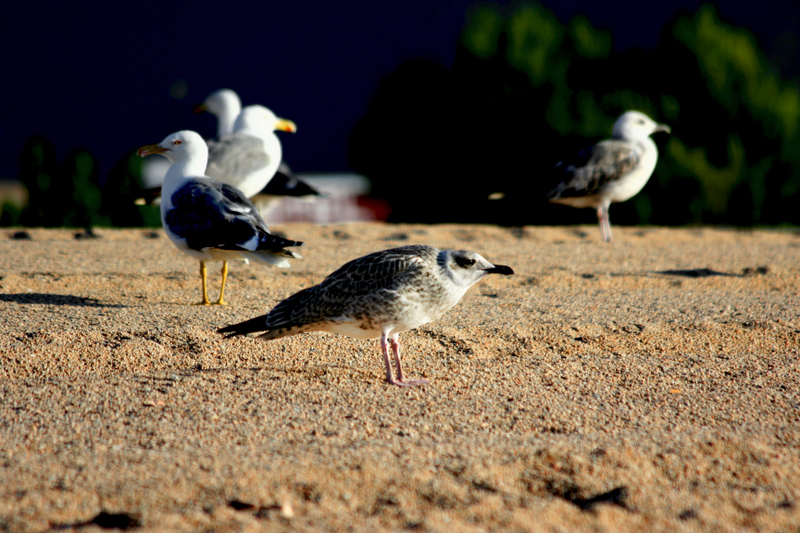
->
215;261;229;305
196;261;211;305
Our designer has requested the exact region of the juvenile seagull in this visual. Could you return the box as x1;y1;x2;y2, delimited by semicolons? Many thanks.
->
547;111;671;242
137;130;303;305
218;245;513;387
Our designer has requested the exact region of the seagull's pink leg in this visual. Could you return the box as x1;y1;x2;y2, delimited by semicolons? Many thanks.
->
597;204;612;243
389;334;428;387
380;333;396;384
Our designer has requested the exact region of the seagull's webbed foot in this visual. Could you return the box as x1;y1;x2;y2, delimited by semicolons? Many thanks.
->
387;377;429;387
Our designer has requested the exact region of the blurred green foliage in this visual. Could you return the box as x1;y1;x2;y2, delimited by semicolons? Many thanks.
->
5;137;159;228
349;2;800;226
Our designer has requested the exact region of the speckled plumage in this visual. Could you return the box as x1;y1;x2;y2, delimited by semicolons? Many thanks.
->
219;245;514;386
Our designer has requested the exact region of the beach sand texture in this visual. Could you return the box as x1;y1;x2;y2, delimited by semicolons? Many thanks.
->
1;223;798;532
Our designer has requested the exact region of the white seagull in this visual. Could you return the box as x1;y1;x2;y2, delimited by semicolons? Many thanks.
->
137;130;303;305
218;245;513;387
205;104;298;198
547;110;671;242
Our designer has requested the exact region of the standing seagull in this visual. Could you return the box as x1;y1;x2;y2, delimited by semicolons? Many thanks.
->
205;104;298;198
218;245;513;387
137;130;303;305
547;111;671;242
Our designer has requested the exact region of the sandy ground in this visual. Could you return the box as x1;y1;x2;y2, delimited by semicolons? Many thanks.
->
0;223;798;532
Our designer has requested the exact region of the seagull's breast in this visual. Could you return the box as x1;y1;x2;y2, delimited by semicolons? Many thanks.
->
604;139;658;203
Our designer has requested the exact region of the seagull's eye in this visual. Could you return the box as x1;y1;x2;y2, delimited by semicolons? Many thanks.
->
455;256;476;268
638;119;645;125
173;139;182;145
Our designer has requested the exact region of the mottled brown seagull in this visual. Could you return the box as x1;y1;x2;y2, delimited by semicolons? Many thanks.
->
219;245;513;387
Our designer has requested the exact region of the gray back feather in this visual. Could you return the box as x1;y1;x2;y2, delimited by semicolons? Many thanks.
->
165;179;300;252
549;139;640;199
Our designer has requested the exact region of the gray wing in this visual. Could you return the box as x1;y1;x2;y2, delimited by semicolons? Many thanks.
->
548;139;640;199
164;179;300;253
206;133;271;187
265;245;438;328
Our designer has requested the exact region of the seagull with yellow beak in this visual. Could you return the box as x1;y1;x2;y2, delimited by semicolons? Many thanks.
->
204;104;298;198
137;130;303;305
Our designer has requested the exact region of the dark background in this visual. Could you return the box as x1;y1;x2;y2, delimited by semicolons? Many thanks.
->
2;1;797;182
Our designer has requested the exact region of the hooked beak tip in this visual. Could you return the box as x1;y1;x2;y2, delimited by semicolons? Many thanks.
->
485;265;514;276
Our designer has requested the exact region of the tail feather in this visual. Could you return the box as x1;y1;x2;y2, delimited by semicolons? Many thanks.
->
218;316;315;341
247;234;303;268
260;233;303;252
248;249;302;268
257;324;317;341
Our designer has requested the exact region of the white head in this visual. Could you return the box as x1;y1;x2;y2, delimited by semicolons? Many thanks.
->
438;250;514;287
194;89;242;137
612;111;671;141
234;104;297;137
137;130;208;168
196;89;241;118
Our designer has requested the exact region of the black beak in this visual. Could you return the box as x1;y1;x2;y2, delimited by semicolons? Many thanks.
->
485;265;514;275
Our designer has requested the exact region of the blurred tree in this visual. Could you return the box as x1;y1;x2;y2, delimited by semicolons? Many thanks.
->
14;136;110;229
103;151;160;227
18;135;61;226
349;2;800;227
0;202;22;226
8;136;160;228
666;5;800;225
59;148;107;229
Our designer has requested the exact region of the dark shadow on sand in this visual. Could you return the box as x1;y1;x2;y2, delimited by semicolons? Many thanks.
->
656;267;769;278
0;293;126;307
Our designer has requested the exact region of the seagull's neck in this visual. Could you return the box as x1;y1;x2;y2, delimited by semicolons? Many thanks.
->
161;155;207;215
235;124;274;140
637;136;658;157
236;128;283;161
216;103;242;137
162;155;209;199
259;131;282;160
167;154;207;179
621;134;657;151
